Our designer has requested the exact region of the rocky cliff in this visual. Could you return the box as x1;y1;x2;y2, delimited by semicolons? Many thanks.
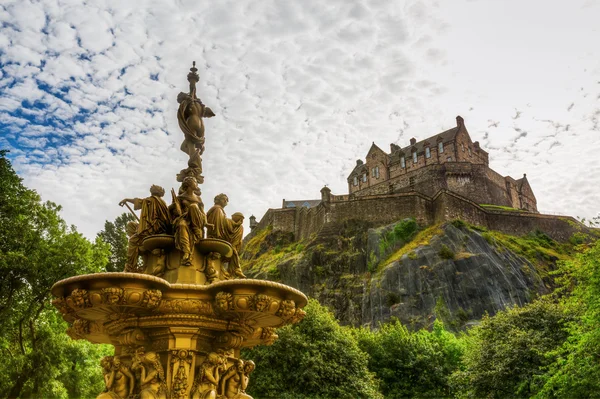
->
241;219;576;329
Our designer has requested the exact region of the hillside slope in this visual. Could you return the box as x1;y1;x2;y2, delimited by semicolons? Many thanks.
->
241;220;576;329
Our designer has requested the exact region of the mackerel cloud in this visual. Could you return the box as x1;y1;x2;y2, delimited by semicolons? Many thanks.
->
0;0;599;237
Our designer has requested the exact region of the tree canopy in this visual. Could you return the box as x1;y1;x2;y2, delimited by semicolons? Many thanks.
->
97;211;137;272
242;299;383;399
0;150;111;398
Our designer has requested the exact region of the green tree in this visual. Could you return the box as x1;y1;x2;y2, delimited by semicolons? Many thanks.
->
97;212;137;272
242;299;382;399
354;319;464;398
452;298;571;398
536;239;600;397
0;151;111;398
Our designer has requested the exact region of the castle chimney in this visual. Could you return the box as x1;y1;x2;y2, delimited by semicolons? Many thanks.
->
456;115;464;128
390;143;400;153
356;159;363;166
249;215;257;231
410;137;416;146
474;141;480;149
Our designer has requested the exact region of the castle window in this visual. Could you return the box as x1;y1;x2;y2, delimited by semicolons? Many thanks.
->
412;151;418;163
400;156;406;168
372;166;380;179
438;142;444;153
447;157;452;162
353;176;358;186
468;147;472;156
362;173;367;182
425;147;431;158
461;143;464;152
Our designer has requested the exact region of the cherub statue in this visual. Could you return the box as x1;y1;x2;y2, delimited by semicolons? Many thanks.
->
170;177;210;266
119;185;170;272
97;356;135;399
206;194;245;278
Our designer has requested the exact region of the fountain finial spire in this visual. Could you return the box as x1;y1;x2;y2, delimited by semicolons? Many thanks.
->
187;61;200;99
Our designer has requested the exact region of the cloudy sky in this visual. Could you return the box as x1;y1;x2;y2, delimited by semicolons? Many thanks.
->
1;0;599;238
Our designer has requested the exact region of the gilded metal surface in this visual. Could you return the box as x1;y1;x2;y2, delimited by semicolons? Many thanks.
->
51;63;307;399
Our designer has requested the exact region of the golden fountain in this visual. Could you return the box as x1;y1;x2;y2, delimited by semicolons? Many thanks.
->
51;62;307;399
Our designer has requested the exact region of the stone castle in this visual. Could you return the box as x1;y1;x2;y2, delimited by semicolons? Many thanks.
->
346;116;537;213
246;116;579;243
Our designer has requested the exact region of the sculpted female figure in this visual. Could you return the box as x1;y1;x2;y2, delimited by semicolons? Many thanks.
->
219;360;254;399
177;91;215;157
206;194;245;278
191;353;226;399
132;351;167;399
239;360;255;398
119;185;170;271
97;356;134;399
171;177;209;266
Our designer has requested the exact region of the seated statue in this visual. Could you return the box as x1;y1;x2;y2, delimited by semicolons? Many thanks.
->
206;194;245;278
191;352;227;399
219;359;254;399
170;177;209;266
119;185;170;272
131;351;167;399
97;356;134;399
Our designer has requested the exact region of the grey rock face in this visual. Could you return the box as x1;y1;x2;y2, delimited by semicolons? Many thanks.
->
244;221;552;329
364;223;548;329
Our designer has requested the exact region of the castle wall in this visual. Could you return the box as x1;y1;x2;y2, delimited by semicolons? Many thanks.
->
327;193;434;229
294;205;327;241
246;190;581;245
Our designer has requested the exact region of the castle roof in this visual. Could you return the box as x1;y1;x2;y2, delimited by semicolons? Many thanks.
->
391;127;458;159
283;199;322;209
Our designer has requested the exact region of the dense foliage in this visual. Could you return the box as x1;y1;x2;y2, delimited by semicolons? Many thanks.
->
452;299;572;398
354;320;463;398
534;239;600;397
0;151;111;398
242;299;383;399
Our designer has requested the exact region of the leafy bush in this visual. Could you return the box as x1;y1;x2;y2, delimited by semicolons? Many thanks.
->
242;300;382;399
354;319;464;398
379;218;418;255
452;298;572;398
439;244;455;260
536;239;600;397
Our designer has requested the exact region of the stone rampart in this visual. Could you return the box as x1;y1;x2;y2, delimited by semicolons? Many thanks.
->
245;189;583;244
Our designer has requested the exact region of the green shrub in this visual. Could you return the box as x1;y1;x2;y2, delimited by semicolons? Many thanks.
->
354;319;464;398
439;244;455;260
242;300;382;399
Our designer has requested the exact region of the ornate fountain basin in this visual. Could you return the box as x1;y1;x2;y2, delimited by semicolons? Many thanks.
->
51;272;307;348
